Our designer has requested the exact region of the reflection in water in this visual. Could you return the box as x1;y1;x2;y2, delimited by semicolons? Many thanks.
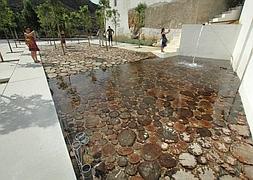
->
49;56;249;179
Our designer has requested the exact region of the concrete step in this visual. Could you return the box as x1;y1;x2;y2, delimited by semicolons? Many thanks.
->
152;50;178;58
0;78;9;83
210;5;242;23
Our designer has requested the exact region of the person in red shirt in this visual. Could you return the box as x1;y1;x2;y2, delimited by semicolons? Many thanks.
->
24;27;40;63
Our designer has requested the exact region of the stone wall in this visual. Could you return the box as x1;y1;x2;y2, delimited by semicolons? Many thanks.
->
144;0;230;29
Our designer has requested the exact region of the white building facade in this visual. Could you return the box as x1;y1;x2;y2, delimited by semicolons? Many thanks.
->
107;0;174;35
107;0;234;36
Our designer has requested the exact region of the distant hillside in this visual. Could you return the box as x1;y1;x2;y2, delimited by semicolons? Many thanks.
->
8;0;98;13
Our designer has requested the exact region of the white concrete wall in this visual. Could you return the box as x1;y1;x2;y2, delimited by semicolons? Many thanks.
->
179;24;241;60
232;0;253;76
232;0;253;134
107;0;174;35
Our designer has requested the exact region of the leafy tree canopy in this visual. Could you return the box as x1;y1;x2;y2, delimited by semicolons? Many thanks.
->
0;0;16;31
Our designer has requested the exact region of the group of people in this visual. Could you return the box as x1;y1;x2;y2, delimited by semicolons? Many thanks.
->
23;26;169;63
24;26;115;63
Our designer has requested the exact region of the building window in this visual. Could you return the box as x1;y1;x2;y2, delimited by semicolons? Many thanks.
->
114;0;117;7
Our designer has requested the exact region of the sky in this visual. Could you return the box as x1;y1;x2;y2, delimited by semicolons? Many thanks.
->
90;0;99;4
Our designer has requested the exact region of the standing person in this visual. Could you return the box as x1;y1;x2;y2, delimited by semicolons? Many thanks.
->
161;28;170;53
24;27;40;63
97;29;104;46
107;26;114;46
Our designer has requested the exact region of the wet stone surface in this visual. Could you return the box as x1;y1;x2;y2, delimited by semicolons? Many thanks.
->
47;55;251;179
179;152;197;169
158;153;177;168
138;161;161;180
42;43;155;78
142;143;162;161
118;129;137;147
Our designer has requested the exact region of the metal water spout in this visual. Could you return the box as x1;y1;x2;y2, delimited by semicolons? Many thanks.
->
75;132;90;145
81;164;93;180
72;141;82;165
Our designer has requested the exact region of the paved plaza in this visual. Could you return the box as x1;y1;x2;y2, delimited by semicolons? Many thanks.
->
0;39;253;180
45;44;253;179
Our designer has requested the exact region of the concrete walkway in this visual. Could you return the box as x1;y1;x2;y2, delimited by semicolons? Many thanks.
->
90;39;179;58
0;41;76;180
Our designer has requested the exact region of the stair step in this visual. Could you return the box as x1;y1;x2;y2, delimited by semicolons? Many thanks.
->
211;5;242;23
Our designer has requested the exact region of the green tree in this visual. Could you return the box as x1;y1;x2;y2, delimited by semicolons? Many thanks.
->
36;0;67;52
13;12;25;44
96;9;105;30
96;9;105;46
36;1;56;46
71;11;82;43
135;3;147;48
47;0;67;34
63;12;79;39
99;0;111;50
107;9;120;44
79;5;92;46
36;1;51;38
0;0;16;54
22;0;40;30
48;0;68;53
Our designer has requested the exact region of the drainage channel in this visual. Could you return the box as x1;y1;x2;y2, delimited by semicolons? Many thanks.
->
65;130;93;180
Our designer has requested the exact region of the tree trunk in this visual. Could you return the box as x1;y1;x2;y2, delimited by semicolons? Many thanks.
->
14;29;20;45
45;27;50;44
53;38;57;49
115;25;117;45
4;30;13;53
10;29;18;48
50;27;57;49
60;31;66;55
138;30;141;48
58;25;65;55
101;32;104;46
0;51;4;62
105;34;108;51
60;40;65;55
88;30;91;46
45;32;49;44
104;11;108;51
15;29;21;45
14;40;18;48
